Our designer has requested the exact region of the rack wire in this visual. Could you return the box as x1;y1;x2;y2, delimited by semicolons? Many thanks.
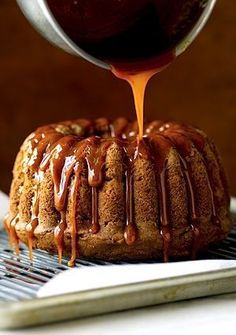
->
0;222;235;302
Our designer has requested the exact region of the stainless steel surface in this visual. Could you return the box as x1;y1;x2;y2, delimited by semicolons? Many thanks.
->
16;0;216;69
1;266;236;330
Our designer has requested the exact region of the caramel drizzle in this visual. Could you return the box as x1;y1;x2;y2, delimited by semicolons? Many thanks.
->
178;155;199;259
51;137;78;263
85;137;113;235
91;187;99;234
26;171;44;260
174;126;220;225
6;215;20;256
5;131;62;259
160;129;201;258
68;165;81;267
124;168;137;245
26;218;38;261
8;119;222;264
42;133;112;263
159;163;171;263
123;139;151;246
205;169;219;226
54;211;67;264
27;132;64;260
26;205;39;261
43;135;79;263
148;133;172;262
162;124;220;257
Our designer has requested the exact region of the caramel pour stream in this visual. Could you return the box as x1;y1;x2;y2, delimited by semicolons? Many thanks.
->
112;68;157;140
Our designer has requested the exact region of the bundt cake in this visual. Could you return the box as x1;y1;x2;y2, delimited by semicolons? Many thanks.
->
5;118;232;266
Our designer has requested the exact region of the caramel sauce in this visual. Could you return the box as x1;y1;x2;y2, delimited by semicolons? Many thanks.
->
111;44;175;139
91;187;99;234
6;215;20;256
68;165;81;267
124;166;137;245
26;171;43;260
55;211;67;264
26;218;39;261
5;120;222;264
112;68;157;140
159;165;171;263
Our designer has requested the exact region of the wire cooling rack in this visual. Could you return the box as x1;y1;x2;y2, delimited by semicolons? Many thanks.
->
0;220;236;302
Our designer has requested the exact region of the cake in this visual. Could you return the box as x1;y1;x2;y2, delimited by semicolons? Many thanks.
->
5;118;232;266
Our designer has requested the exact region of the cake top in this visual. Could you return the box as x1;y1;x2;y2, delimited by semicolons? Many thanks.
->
30;117;205;141
23;118;207;190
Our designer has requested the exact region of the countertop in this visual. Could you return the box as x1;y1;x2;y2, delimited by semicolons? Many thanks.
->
0;293;236;335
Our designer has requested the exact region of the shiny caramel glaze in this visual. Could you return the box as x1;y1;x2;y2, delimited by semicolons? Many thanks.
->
5;118;232;265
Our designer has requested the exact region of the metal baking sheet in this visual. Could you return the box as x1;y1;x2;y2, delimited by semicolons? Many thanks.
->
0;215;236;329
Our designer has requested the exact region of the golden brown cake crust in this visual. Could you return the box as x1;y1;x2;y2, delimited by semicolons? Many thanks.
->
5;118;232;264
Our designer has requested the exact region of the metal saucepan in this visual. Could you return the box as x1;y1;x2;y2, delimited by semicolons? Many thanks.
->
16;0;217;70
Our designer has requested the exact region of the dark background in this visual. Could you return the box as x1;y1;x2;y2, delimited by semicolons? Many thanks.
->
0;1;235;195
